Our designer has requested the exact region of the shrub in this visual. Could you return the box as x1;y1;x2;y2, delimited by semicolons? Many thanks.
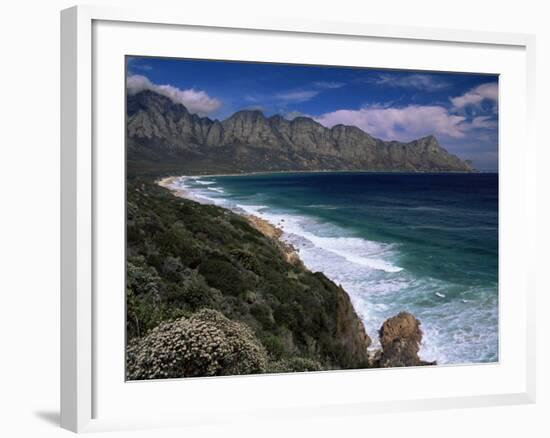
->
126;309;268;379
230;248;262;274
127;257;161;298
250;303;275;330
266;357;323;374
126;287;163;339
126;258;163;339
198;257;250;296
164;270;219;311
261;335;286;360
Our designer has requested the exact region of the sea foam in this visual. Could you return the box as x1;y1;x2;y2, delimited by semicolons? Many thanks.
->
171;175;498;366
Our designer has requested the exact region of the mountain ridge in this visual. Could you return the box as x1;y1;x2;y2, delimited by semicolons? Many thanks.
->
127;90;475;175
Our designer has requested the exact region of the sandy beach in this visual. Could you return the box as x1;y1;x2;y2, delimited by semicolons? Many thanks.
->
156;176;207;203
157;176;188;197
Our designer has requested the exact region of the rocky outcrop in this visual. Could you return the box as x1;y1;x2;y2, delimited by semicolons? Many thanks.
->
373;312;436;367
335;285;372;368
127;90;475;173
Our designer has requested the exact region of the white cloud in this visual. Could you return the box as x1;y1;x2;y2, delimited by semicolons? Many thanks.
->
312;81;346;89
126;74;222;115
315;105;467;141
248;82;344;106
274;90;320;103
450;83;498;110
470;115;498;130
244;94;260;103
368;74;450;91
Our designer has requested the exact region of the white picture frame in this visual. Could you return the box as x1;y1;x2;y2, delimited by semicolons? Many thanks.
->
60;4;537;433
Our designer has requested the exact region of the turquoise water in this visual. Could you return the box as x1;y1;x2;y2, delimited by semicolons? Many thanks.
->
173;172;498;365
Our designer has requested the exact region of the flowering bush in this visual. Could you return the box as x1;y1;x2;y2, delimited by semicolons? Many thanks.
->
126;309;268;379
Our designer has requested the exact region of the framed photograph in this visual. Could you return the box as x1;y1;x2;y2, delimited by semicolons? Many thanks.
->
61;5;536;433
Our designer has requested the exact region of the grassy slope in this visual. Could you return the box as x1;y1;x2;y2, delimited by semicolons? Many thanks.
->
126;178;371;372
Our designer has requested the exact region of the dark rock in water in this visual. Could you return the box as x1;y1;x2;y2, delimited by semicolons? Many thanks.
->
374;311;436;367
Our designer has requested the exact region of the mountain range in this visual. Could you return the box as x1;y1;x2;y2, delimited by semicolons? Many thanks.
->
127;90;474;174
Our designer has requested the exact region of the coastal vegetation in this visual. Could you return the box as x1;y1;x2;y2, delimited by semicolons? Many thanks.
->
126;179;374;378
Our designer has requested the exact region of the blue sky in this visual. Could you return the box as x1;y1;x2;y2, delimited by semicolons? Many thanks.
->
127;56;498;170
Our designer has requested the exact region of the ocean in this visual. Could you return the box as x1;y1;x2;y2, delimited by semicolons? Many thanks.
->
171;172;499;365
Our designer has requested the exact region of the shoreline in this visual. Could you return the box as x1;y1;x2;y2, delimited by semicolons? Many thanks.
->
155;175;433;364
157;176;203;203
157;175;383;360
155;173;497;365
156;168;491;182
156;175;398;357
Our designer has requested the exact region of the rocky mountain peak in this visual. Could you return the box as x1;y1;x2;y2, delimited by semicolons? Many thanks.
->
417;135;440;147
291;116;323;128
227;109;266;120
127;89;475;173
127;89;185;116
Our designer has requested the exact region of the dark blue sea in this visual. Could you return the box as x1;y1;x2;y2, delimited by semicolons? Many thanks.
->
174;172;499;365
